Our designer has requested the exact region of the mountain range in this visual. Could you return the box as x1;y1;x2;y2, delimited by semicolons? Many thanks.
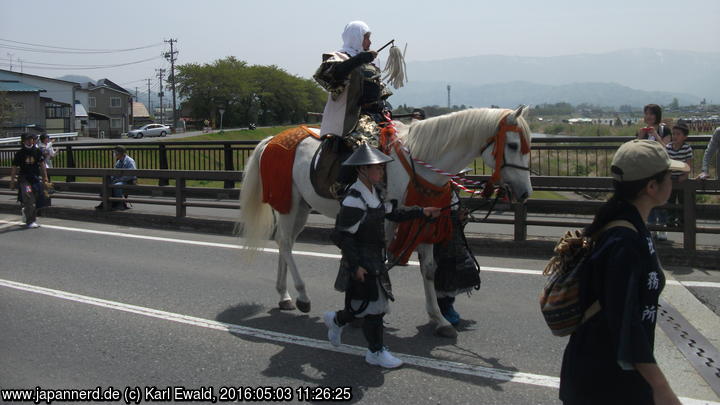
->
392;48;720;108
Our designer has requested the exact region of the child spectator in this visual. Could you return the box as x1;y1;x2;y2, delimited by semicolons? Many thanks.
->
663;121;693;231
38;134;56;168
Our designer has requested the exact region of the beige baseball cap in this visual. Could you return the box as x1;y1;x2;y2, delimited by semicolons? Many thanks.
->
611;140;689;182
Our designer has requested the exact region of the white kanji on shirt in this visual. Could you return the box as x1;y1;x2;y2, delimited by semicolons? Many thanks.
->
647;272;660;290
641;305;657;323
646;236;656;255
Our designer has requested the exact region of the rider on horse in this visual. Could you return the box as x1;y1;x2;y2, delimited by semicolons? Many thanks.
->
314;21;394;188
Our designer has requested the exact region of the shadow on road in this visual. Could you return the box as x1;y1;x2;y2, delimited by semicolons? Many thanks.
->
216;302;518;402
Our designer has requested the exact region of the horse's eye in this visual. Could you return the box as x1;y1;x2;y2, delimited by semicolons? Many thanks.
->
507;143;518;151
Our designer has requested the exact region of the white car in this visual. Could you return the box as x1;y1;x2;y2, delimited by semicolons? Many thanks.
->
127;124;170;138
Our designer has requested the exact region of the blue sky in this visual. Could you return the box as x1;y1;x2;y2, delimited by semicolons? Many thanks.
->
1;0;718;88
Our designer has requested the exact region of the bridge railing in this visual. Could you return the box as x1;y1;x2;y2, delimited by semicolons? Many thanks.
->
0;135;717;182
0;168;718;251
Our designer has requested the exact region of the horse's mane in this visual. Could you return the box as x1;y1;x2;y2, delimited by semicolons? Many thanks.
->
396;108;531;161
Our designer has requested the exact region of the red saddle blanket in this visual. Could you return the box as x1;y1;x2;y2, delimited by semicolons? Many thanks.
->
260;126;320;214
388;143;453;264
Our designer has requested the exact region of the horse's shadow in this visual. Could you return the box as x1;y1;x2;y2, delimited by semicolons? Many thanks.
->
216;303;518;402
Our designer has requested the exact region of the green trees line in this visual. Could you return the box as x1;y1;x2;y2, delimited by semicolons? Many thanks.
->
176;57;326;127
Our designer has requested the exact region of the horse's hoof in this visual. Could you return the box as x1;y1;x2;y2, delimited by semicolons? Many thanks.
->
296;299;311;313
278;300;296;311
435;325;458;338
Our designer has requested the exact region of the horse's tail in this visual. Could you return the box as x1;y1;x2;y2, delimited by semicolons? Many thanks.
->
237;136;275;250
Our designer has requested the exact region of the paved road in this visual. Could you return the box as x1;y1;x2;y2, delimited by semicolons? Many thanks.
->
61;127;256;144
1;216;718;404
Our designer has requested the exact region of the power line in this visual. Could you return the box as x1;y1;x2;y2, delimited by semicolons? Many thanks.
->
0;55;162;70
0;38;163;54
0;55;161;68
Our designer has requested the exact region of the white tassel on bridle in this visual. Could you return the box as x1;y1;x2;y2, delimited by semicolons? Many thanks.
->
382;44;407;89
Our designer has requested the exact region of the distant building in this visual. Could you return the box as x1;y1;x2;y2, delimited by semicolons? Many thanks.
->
84;79;133;138
0;69;80;134
132;101;152;127
0;80;46;137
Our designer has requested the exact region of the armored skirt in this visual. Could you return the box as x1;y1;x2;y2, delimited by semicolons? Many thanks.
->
331;180;424;317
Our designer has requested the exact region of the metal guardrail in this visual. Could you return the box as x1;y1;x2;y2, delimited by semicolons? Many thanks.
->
0;168;718;251
0;132;80;145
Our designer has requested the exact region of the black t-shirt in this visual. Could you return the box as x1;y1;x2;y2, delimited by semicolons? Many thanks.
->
12;146;44;179
559;201;664;405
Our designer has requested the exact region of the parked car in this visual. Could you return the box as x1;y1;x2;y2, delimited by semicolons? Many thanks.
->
127;124;171;138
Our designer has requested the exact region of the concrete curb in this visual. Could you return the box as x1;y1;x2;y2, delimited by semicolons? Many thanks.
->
1;202;717;270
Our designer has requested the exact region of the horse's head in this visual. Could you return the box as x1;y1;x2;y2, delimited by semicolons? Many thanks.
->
480;105;533;203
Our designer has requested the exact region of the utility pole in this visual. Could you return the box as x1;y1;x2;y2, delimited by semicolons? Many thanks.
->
135;87;138;100
164;38;179;129
447;85;451;109
146;78;152;117
156;68;166;124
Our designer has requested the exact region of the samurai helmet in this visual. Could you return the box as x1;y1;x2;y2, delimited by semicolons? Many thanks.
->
342;142;394;166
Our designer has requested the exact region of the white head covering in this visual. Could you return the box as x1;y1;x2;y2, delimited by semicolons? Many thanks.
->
340;21;370;57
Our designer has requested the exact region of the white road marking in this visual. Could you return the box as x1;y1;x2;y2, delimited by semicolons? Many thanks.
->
2;219;719;289
0;278;558;388
0;278;716;404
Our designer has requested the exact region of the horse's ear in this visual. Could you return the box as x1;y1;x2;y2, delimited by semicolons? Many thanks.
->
507;105;528;125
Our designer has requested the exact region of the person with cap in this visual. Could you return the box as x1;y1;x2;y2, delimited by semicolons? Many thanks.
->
697;126;720;180
9;133;49;228
95;146;137;210
559;140;688;405
323;143;441;369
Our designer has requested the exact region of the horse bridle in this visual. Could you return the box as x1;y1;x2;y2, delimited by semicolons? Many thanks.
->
479;112;532;189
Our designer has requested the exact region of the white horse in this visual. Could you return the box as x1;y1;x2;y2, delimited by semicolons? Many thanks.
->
238;107;533;337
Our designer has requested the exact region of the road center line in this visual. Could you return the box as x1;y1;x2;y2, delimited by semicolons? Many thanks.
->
2;219;719;289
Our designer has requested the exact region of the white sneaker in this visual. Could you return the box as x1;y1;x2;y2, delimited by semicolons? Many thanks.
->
323;311;344;347
657;231;668;241
21;207;26;223
365;347;403;369
26;222;40;229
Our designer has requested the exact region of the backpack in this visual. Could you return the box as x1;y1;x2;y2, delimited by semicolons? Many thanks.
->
539;220;637;336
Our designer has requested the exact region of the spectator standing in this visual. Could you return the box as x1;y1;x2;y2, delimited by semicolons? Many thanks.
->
664;121;693;231
697;126;720;180
95;146;136;210
560;140;688;405
9;133;48;228
37;134;56;168
636;104;671;147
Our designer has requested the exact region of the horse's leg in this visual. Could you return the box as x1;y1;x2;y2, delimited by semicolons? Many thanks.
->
417;243;458;338
276;200;312;313
276;253;295;310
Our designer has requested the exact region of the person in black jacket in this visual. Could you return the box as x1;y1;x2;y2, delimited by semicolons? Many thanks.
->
560;140;688;405
9;133;48;228
323;143;441;369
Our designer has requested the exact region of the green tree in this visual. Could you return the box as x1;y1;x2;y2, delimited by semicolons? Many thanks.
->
176;57;325;127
